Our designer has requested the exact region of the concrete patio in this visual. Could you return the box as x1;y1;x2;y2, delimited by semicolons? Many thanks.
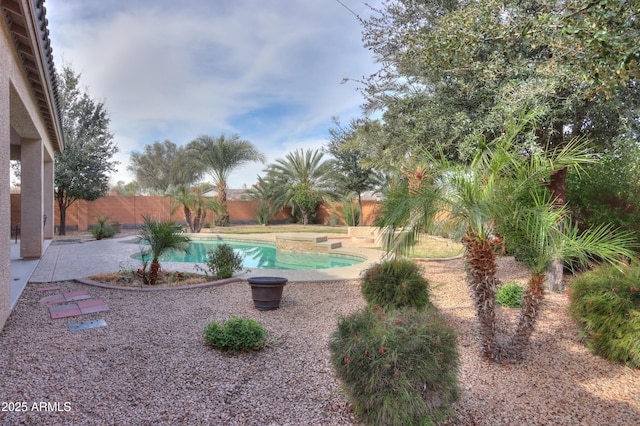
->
9;234;383;307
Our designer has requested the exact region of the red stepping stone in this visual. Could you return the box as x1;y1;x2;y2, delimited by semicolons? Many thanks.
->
48;303;82;319
63;290;91;302
77;299;109;315
40;294;66;305
37;286;62;292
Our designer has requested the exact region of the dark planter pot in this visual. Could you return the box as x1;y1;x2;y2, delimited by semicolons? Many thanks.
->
247;277;288;311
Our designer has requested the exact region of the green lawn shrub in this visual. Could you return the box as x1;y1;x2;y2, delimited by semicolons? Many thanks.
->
568;264;640;368
361;259;431;310
330;306;459;425
201;243;244;279
203;316;267;354
496;282;524;308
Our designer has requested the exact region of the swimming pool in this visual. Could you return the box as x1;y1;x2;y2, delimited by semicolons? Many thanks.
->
131;238;365;270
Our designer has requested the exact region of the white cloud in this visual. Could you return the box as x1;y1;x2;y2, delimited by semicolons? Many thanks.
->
47;0;381;188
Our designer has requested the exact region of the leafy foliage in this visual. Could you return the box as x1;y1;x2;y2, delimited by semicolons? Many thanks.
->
361;259;431;310
496;282;524;308
199;243;244;280
330;306;459;425
128;140;201;194
260;149;336;225
186;134;265;225
203;316;267;354
91;215;115;240
55;65;118;235
138;217;191;285
567;139;640;242
568;264;640;368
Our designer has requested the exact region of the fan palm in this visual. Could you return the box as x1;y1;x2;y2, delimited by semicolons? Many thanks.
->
264;148;336;225
138;216;191;285
187;134;265;225
378;109;636;362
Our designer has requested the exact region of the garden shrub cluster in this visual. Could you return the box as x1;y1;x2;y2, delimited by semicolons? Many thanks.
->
199;243;244;279
203;316;267;354
330;259;459;425
361;259;431;310
496;282;524;308
568;264;640;368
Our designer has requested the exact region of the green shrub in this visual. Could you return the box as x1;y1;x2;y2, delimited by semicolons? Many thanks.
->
361;259;430;310
203;316;267;353
91;224;116;239
568;264;640;368
330;306;459;425
496;282;524;308
201;243;244;279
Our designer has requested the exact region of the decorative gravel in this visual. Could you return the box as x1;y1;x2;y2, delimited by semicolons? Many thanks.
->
1;257;639;425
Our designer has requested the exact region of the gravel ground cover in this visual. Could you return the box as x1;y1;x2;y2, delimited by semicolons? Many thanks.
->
1;257;639;425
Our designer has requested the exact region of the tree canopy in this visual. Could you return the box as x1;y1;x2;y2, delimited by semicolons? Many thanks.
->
128;140;200;194
55;65;118;235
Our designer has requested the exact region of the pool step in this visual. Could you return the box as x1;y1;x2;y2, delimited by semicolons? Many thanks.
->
276;234;341;253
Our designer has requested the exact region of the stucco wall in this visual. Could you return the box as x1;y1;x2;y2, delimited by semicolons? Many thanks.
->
1;19;12;329
10;195;382;231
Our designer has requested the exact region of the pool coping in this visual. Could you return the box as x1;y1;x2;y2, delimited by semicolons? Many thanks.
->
30;233;385;284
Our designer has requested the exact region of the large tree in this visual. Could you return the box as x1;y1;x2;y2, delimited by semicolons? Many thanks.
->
358;0;640;289
55;66;118;235
186;134;265;225
128;140;201;194
326;117;383;225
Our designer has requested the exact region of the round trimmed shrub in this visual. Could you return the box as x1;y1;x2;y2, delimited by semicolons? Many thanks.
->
203;316;267;354
568;264;640;368
330;306;459;425
496;282;524;308
361;259;430;310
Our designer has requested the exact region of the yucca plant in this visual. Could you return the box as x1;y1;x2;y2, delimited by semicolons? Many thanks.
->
138;216;191;285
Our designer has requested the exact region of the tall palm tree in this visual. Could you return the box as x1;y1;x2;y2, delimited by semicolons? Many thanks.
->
265;148;336;225
138;216;191;285
378;110;636;362
187;134;265;225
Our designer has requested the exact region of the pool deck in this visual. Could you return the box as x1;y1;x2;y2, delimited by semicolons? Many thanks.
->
24;233;384;289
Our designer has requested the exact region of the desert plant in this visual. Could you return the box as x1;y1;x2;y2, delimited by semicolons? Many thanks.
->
330;306;459;425
568;264;640;368
203;316;267;353
200;243;244;279
361;259;430;310
91;214;115;240
138;216;191;285
496;282;524;308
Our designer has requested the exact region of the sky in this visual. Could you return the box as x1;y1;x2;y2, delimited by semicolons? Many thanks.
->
46;0;381;189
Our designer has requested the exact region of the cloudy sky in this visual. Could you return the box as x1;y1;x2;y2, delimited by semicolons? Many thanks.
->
45;0;381;189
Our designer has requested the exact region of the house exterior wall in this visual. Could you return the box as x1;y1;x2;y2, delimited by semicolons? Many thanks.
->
1;0;63;329
1;17;12;330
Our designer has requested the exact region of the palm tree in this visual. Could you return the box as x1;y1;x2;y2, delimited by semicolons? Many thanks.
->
264;148;336;225
378;110;636;362
170;185;221;233
187;134;265;225
138;216;191;285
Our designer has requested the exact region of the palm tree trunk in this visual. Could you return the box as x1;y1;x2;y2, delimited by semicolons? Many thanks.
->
183;207;193;232
149;259;161;285
503;272;546;360
462;233;501;360
217;181;230;226
546;166;567;291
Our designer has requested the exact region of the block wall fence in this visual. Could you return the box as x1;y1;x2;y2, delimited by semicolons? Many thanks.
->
9;195;382;231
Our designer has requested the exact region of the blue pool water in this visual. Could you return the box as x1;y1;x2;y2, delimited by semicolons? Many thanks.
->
131;239;364;270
